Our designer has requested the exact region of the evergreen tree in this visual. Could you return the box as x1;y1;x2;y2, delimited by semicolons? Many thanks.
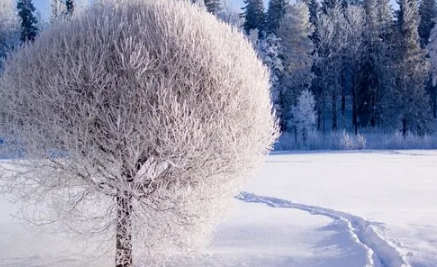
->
241;0;266;35
355;0;395;130
266;0;287;35
315;0;347;132
427;21;437;117
307;0;320;45
257;34;285;129
418;0;437;47
65;0;74;18
343;5;365;133
0;0;19;69
278;2;315;132
17;0;38;43
357;0;381;128
322;0;347;13
394;0;432;134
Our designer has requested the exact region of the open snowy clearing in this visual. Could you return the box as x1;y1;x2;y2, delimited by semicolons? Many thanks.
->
1;150;437;267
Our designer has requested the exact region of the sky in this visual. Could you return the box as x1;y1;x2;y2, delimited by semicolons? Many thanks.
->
33;0;398;20
33;0;248;19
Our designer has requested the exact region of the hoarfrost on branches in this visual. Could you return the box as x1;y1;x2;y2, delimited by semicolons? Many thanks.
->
0;0;278;266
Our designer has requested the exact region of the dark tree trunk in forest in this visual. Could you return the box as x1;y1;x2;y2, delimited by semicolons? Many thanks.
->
433;86;437;118
332;94;337;131
370;95;376;127
341;94;346;116
352;92;357;135
317;107;321;131
402;116;407;136
115;192;133;267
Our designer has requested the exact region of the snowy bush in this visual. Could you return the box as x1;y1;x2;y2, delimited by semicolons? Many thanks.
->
0;0;277;266
276;130;367;150
275;129;437;150
338;130;366;150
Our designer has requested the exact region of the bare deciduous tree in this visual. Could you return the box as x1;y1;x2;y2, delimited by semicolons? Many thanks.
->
0;0;278;266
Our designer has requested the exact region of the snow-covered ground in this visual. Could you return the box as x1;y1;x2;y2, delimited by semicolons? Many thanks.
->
1;150;437;267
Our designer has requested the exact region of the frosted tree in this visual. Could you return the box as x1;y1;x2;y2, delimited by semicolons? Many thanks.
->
418;0;437;47
257;33;285;129
307;0;320;45
372;0;397;129
315;0;347;132
344;5;365;133
0;0;19;67
65;0;74;18
290;89;317;142
427;22;437;117
242;0;266;36
394;0;432;135
217;0;242;27
0;0;278;266
17;0;38;43
418;0;437;118
357;0;384;128
278;2;314;132
266;0;287;35
50;0;66;22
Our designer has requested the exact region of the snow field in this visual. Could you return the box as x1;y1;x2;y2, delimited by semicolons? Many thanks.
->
1;150;437;267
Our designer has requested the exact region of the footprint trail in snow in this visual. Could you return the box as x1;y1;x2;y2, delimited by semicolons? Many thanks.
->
236;192;410;267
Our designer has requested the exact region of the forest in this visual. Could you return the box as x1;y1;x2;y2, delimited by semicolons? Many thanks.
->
2;0;437;149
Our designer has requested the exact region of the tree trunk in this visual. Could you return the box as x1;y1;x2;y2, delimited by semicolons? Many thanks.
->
332;95;337;131
402;116;407;137
317;107;321;132
341;94;346;116
432;86;437;119
115;192;133;267
370;95;376;127
352;90;357;135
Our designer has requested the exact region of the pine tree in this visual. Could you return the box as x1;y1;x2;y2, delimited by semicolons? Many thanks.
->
17;0;38;43
418;0;437;47
355;0;395;130
257;34;285;129
315;0;349;132
322;0;346;13
427;24;437;118
307;0;320;45
357;0;381;128
343;5;365;134
278;2;315;132
65;0;74;18
0;0;19;68
265;0;287;35
394;0;432;135
241;0;266;35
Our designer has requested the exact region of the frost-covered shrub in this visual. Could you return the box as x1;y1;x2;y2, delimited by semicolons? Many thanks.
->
276;130;366;150
338;130;366;150
0;0;277;266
